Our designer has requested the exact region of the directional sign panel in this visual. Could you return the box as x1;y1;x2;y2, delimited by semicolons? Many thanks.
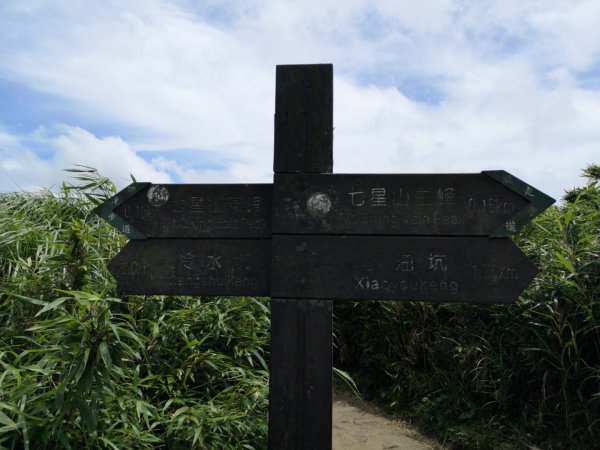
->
108;239;271;296
273;171;554;237
271;236;538;303
96;183;272;239
96;172;554;239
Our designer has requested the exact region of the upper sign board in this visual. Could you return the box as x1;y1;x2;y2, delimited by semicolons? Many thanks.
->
95;183;272;239
95;171;554;240
273;171;554;237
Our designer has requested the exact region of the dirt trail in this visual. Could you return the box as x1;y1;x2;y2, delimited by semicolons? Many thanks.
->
332;389;443;450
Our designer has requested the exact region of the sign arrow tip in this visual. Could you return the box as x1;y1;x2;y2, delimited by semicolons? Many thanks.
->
483;170;556;237
93;182;150;239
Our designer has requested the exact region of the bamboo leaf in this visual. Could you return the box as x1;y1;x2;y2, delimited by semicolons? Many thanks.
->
99;341;112;371
34;297;69;316
99;437;120;450
172;406;190;419
555;252;576;274
0;410;18;430
77;399;97;432
333;367;360;398
192;428;202;446
74;349;91;384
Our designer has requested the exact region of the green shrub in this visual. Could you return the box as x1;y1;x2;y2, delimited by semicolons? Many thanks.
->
0;168;269;449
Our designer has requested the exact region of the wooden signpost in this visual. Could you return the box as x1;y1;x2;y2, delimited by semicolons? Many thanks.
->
95;64;555;449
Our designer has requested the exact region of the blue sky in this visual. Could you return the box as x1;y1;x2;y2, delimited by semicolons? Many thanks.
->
1;0;599;200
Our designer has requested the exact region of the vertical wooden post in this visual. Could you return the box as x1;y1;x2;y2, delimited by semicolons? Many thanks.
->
269;64;334;449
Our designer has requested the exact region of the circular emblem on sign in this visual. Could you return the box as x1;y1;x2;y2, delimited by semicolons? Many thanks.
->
147;185;169;207
306;192;332;218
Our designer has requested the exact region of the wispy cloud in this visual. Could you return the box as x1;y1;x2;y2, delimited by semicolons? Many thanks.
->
0;0;598;199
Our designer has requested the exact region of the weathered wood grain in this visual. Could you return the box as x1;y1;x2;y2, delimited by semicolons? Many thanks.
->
269;63;334;450
108;239;271;296
273;173;529;236
272;236;538;303
114;184;272;238
273;64;333;173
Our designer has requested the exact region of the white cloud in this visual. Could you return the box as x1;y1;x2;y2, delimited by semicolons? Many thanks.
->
49;126;174;185
0;126;173;192
0;0;598;200
0;125;275;192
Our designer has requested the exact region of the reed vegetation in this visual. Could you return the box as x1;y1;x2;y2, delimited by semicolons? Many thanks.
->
0;168;269;449
2;165;598;448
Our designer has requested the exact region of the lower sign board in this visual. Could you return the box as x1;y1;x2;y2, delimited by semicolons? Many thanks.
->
271;236;538;303
108;239;271;296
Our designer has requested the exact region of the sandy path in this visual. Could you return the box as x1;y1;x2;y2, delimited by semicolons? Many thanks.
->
332;389;442;450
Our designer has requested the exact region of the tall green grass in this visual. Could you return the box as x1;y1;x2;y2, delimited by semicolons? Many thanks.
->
3;164;598;448
334;165;600;449
0;168;269;449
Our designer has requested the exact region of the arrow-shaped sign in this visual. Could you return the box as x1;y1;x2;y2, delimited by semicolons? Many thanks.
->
272;236;538;303
93;182;150;239
95;183;272;239
273;171;555;237
482;170;555;237
108;239;271;296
